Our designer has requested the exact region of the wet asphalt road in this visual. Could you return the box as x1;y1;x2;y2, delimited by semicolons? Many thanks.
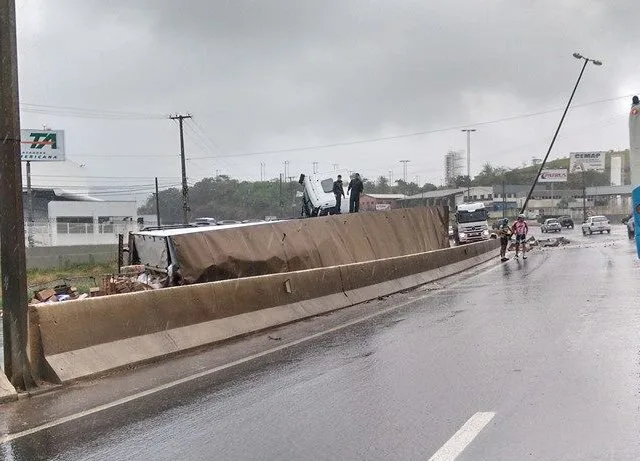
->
1;225;639;460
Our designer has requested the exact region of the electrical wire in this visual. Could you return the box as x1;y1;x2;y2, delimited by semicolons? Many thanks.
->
187;93;637;160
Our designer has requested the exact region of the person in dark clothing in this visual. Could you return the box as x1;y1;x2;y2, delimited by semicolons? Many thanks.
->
347;173;364;213
497;218;512;261
332;175;345;214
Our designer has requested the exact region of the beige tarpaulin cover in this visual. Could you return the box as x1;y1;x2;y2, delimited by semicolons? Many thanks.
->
172;206;448;284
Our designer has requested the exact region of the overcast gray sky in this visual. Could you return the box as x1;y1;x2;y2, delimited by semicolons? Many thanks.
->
15;0;640;199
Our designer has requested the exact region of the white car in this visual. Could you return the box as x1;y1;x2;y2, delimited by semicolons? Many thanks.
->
581;216;611;235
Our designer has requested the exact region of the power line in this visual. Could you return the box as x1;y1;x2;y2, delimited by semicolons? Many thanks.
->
186;93;637;161
19;103;166;120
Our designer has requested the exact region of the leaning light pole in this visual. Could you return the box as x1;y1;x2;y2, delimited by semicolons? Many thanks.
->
520;52;602;215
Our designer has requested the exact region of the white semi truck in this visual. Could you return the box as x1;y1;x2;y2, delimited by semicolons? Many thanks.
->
453;202;491;245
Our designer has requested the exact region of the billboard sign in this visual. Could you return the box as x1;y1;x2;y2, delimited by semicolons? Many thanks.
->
20;129;65;161
569;151;605;173
539;169;568;182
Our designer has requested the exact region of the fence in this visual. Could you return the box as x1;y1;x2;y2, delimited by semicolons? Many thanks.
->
25;220;138;247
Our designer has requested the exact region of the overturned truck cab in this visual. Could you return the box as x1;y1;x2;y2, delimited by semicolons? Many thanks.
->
299;170;350;217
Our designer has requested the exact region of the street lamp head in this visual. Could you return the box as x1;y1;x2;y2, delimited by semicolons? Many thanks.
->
592;60;603;66
573;52;583;59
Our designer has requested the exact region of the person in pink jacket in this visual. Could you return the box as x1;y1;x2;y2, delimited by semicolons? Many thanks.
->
511;214;529;259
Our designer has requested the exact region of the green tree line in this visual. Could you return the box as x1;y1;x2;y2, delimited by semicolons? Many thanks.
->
139;150;628;223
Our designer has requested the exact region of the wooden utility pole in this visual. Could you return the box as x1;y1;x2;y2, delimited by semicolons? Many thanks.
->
169;114;192;225
155;177;161;227
0;0;36;390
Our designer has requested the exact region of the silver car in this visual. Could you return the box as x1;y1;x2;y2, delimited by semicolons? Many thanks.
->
541;218;562;233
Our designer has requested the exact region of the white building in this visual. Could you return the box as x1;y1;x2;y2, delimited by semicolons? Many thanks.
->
22;160;139;246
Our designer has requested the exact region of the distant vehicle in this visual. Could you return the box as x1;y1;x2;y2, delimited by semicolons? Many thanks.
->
242;219;265;224
194;217;217;226
622;214;635;239
541;218;562;233
558;216;574;229
581;216;611;235
216;220;242;226
452;202;490;245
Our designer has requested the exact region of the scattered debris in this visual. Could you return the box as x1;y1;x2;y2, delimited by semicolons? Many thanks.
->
34;288;56;302
537;236;571;248
32;284;83;304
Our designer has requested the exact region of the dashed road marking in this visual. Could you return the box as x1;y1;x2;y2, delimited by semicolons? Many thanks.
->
428;412;495;461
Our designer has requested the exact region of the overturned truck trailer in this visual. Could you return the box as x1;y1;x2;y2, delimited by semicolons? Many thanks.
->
129;207;449;287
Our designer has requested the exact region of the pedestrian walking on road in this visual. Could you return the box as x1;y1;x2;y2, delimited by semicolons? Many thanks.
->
348;173;364;213
511;214;529;259
332;175;345;214
497;218;512;261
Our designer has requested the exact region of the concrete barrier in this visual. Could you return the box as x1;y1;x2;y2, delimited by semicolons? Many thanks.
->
29;239;499;384
0;371;17;403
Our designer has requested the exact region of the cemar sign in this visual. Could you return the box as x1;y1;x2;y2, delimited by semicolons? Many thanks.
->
20;129;65;161
569;151;605;173
539;169;568;182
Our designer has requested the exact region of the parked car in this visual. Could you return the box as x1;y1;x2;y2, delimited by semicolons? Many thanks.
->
581;216;611;235
622;214;635;239
216;220;242;226
541;218;562;233
558;216;574;229
194;217;217;226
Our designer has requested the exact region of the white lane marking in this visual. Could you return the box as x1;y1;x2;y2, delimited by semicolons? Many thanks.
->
428;412;495;461
0;261;502;445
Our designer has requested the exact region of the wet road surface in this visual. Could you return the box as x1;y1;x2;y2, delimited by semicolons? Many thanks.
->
1;225;639;460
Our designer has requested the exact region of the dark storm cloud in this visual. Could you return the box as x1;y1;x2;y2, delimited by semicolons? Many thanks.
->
15;0;640;186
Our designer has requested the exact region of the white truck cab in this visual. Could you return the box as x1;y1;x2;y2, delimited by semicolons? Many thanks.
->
453;202;490;244
299;170;351;217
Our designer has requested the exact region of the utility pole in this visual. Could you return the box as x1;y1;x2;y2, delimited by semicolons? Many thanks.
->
399;160;410;195
0;0;36;390
461;129;476;200
502;180;506;219
260;162;265;181
279;173;284;211
155;177;161;227
169;114;192;225
582;169;587;223
400;160;410;183
284;160;290;180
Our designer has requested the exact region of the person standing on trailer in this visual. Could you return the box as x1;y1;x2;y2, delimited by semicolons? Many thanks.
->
332;175;346;214
348;173;364;213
